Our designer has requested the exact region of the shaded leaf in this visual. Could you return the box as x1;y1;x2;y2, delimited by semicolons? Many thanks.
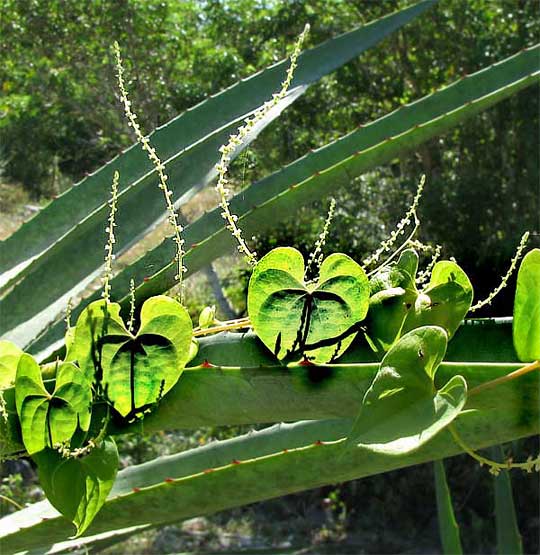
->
491;444;523;555
434;459;463;554
365;250;419;354
34;436;118;536
347;326;467;454
404;261;473;338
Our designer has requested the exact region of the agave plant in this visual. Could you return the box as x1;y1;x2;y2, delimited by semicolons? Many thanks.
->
1;1;539;553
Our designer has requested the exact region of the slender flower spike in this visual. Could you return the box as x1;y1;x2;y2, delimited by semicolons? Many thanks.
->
128;278;136;333
469;231;530;312
363;174;425;269
214;24;310;267
114;42;186;301
102;170;120;304
305;197;336;279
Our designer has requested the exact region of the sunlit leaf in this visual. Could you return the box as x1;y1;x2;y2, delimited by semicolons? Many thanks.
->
513;248;540;362
15;354;92;454
247;247;369;363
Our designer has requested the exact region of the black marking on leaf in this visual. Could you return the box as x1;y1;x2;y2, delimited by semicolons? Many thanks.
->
274;332;282;357
329;340;343;364
303;321;365;351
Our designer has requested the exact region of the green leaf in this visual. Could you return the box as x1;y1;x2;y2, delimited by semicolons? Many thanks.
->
98;296;193;419
15;354;92;455
403;261;473;338
66;300;128;381
33;436;119;536
434;459;463;554
0;340;23;389
247;247;369;363
513;248;540;362
347;326;467;454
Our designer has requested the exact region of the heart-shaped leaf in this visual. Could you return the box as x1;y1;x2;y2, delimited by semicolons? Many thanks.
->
347;326;467;455
403;261;473;338
0;340;23;389
67;300;128;382
247;247;369;363
513;248;540;362
72;296;193;419
15;354;92;455
33;436;118;536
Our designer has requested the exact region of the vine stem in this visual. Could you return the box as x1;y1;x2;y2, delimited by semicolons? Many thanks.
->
193;317;251;337
448;424;539;475
468;360;540;397
0;494;23;511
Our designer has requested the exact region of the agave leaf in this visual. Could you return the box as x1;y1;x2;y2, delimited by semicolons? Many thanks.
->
15;355;92;455
0;1;436;350
491;444;523;555
346;326;467;454
434;459;463;554
27;45;540;360
247;247;369;363
513;248;540;362
2;387;538;555
33;437;118;537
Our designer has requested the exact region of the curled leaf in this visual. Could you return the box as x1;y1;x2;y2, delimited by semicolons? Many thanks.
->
347;326;467;455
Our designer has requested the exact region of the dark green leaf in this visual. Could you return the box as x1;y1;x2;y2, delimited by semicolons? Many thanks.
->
34;436;118;536
403;261;473;338
434;459;463;554
491;444;523;555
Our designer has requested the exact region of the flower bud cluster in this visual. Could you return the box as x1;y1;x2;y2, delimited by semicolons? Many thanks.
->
128;278;136;333
102;170;119;304
415;243;442;286
114;42;186;300
215;24;310;267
